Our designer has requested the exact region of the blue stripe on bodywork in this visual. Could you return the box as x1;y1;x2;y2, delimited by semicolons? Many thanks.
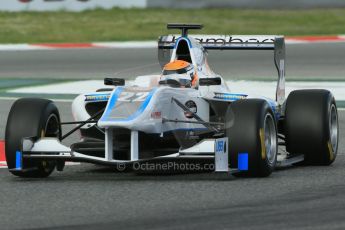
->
100;87;124;122
101;88;157;122
174;37;193;49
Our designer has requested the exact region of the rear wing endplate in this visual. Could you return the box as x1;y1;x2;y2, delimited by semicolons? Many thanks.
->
158;34;285;105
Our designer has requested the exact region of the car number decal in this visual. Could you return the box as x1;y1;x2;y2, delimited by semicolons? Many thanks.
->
118;92;150;102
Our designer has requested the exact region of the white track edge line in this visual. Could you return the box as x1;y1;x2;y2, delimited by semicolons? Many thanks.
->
0;97;72;102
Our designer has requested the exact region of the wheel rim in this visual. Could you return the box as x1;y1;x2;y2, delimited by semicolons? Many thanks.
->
41;113;60;173
44;114;60;138
264;113;277;164
329;104;338;152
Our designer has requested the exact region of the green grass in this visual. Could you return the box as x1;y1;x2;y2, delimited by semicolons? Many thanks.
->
0;8;345;43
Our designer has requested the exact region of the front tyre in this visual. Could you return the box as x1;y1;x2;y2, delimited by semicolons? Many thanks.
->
5;98;61;177
225;99;278;177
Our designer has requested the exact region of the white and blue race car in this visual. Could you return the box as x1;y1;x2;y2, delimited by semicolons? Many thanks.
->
5;24;339;178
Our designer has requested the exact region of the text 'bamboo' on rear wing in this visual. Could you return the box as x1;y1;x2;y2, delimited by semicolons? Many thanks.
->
158;34;283;50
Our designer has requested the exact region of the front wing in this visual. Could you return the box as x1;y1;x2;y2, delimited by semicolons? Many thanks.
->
13;136;250;173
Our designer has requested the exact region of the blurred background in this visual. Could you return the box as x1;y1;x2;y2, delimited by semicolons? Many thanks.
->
0;0;344;105
1;0;345;43
0;0;344;118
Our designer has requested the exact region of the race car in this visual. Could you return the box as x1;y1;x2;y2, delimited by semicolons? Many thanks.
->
5;24;339;178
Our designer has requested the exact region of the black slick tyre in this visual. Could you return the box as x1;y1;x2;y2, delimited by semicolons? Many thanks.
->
285;90;338;165
5;98;61;177
225;99;277;177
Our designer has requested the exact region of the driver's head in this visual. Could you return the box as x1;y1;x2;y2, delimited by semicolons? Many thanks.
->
161;60;196;88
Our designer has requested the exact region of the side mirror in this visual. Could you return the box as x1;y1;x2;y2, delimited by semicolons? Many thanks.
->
104;78;125;86
199;77;222;86
159;79;182;88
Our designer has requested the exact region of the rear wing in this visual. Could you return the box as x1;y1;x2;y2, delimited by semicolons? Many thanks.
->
158;34;282;50
158;34;286;105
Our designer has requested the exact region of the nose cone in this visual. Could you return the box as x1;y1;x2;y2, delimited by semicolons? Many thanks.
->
98;87;157;128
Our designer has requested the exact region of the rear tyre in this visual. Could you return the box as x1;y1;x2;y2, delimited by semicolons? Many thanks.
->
225;99;277;177
285;90;338;165
5;98;61;177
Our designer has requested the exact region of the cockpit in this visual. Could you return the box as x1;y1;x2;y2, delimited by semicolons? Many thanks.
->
175;39;192;63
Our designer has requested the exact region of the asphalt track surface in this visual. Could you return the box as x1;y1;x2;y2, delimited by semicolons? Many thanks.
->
0;43;345;230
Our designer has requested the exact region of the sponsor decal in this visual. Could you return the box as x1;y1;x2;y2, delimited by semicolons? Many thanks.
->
151;111;162;119
214;138;228;172
216;140;225;153
214;92;247;101
184;100;197;118
85;94;110;102
159;35;275;46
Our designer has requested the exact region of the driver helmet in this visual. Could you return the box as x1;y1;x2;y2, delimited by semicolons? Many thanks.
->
160;60;196;88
